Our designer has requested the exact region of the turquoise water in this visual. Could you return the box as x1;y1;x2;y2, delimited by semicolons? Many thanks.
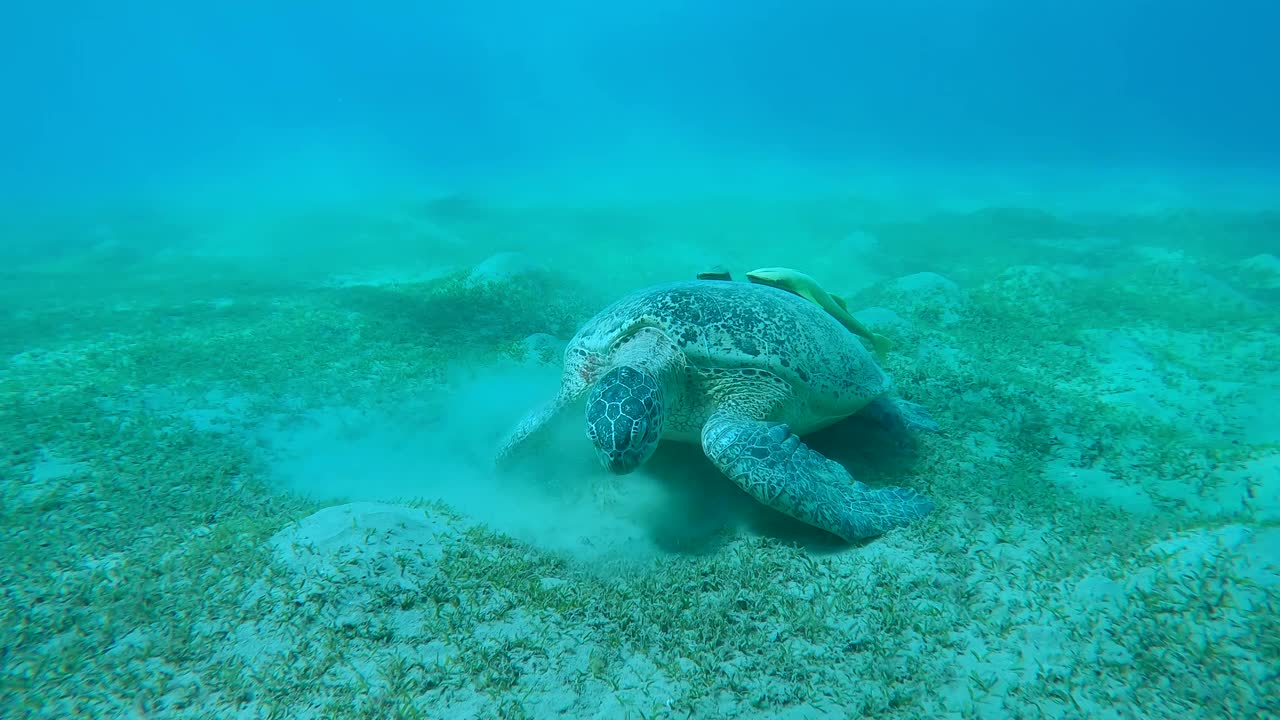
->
2;3;1278;719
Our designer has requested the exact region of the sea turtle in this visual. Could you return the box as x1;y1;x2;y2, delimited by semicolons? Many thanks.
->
494;279;938;542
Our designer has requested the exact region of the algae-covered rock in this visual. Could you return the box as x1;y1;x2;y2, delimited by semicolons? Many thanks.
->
465;252;547;290
1240;253;1280;288
884;271;965;325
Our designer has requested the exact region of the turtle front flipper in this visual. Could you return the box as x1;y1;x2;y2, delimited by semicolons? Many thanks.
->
495;350;595;466
700;413;934;541
494;390;572;466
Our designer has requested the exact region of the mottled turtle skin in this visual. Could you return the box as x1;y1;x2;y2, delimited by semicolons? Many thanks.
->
495;280;937;542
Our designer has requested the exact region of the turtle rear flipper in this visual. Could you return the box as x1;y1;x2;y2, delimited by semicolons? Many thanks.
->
859;395;941;438
701;412;934;542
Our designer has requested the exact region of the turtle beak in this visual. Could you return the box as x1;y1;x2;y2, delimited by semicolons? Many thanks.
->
599;448;643;475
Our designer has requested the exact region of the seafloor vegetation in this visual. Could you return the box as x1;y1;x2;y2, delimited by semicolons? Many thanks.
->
2;195;1277;719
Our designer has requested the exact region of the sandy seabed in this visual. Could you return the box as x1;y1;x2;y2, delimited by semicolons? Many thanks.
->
2;189;1278;719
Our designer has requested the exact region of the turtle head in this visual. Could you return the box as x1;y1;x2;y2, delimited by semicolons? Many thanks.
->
585;364;665;474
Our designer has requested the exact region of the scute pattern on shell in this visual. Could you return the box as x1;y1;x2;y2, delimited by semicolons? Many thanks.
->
569;280;890;421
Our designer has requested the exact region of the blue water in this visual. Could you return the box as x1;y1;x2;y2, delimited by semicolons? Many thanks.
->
4;3;1279;718
2;0;1277;204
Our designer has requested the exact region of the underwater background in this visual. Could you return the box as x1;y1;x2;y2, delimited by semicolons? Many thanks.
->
2;1;1278;718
